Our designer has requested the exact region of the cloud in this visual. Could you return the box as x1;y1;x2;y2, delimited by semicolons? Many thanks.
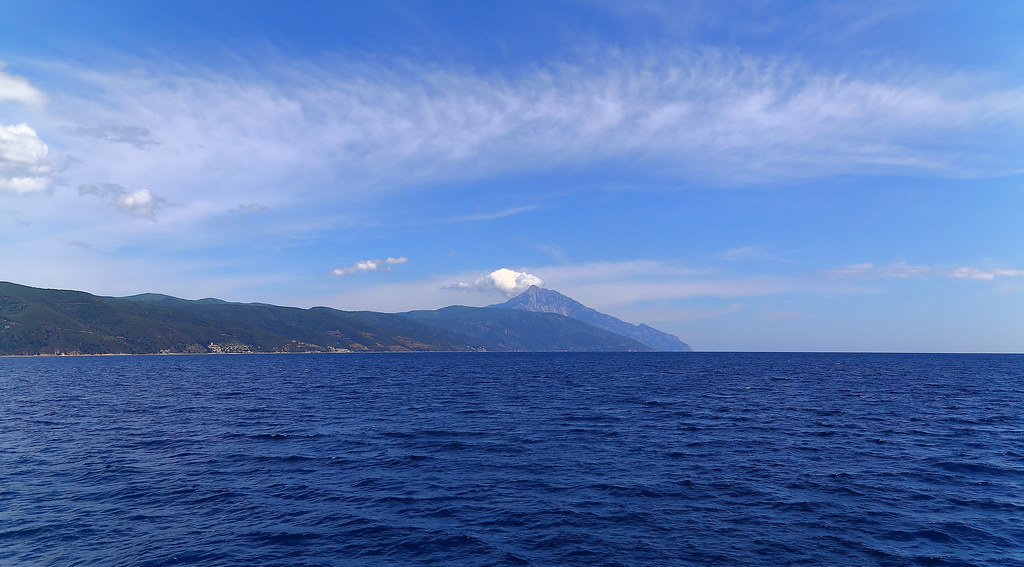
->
238;203;267;211
508;259;879;311
717;245;790;262
718;246;762;261
331;256;408;276
78;183;165;218
822;262;875;275
824;261;1024;281
447;268;544;296
760;309;813;321
0;123;55;194
29;46;1024;225
318;259;870;319
0;64;46;108
821;261;930;278
71;126;156;149
447;206;539;223
949;267;1024;280
623;303;746;323
525;259;716;285
114;189;159;218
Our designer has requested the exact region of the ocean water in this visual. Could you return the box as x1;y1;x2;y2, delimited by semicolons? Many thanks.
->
1;352;1022;566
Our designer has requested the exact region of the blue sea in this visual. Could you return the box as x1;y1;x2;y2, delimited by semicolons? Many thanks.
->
1;353;1022;566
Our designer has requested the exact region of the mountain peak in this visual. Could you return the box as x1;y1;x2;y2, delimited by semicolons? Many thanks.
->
491;287;692;351
495;285;581;317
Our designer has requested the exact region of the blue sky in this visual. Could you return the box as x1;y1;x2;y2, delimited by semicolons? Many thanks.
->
1;1;1022;352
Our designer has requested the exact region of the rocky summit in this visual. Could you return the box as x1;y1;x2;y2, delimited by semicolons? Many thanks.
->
491;285;691;352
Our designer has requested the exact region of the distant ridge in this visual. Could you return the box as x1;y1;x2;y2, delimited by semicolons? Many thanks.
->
110;293;229;305
0;281;657;355
401;305;651;352
491;285;692;352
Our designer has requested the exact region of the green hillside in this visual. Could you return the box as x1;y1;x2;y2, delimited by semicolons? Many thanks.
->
0;282;652;355
0;282;474;355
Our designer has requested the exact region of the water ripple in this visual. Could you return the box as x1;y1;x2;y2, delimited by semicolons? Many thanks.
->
1;352;1022;565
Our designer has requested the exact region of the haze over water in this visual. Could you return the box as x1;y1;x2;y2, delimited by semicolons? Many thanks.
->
3;352;1022;565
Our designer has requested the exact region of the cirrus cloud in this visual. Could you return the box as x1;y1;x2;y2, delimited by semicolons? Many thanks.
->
22;46;1024;223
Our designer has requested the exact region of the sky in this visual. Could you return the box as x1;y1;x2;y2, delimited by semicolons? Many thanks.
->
1;0;1022;352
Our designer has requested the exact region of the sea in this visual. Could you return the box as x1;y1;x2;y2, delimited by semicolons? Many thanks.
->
1;352;1022;566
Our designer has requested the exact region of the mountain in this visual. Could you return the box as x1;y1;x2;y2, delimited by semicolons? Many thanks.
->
491;285;691;351
401;306;651;352
0;281;655;355
0;281;478;355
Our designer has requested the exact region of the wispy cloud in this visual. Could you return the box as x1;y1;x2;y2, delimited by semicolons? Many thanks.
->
760;309;813;321
331;256;409;276
527;260;716;285
824;261;1024;281
820;261;931;278
949;267;1024;280
619;303;746;324
446;206;539;223
0;63;47;108
821;262;876;275
317;259;870;318
70;125;156;149
237;203;267;212
506;259;868;309
717;245;790;262
16;46;1021;223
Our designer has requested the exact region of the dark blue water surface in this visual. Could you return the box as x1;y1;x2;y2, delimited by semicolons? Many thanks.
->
2;353;1023;566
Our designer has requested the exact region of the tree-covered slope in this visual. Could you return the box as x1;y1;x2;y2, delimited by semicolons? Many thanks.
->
0;282;476;355
0;282;655;355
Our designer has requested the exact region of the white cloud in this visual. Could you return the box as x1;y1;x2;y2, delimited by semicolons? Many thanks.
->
949;267;1024;280
760;309;813;321
78;183;164;218
718;246;761;261
114;189;159;218
331;256;408;276
318;259;870;318
821;261;930;278
717;245;790;262
25;47;1023;224
617;303;746;324
447;268;544;297
508;259;879;311
70;126;156;149
525;260;716;286
0;123;55;194
0;64;47;108
447;206;539;223
238;203;267;211
822;262;875;275
825;261;1024;281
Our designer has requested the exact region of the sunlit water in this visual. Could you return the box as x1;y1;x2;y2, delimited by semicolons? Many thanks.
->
2;353;1022;566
